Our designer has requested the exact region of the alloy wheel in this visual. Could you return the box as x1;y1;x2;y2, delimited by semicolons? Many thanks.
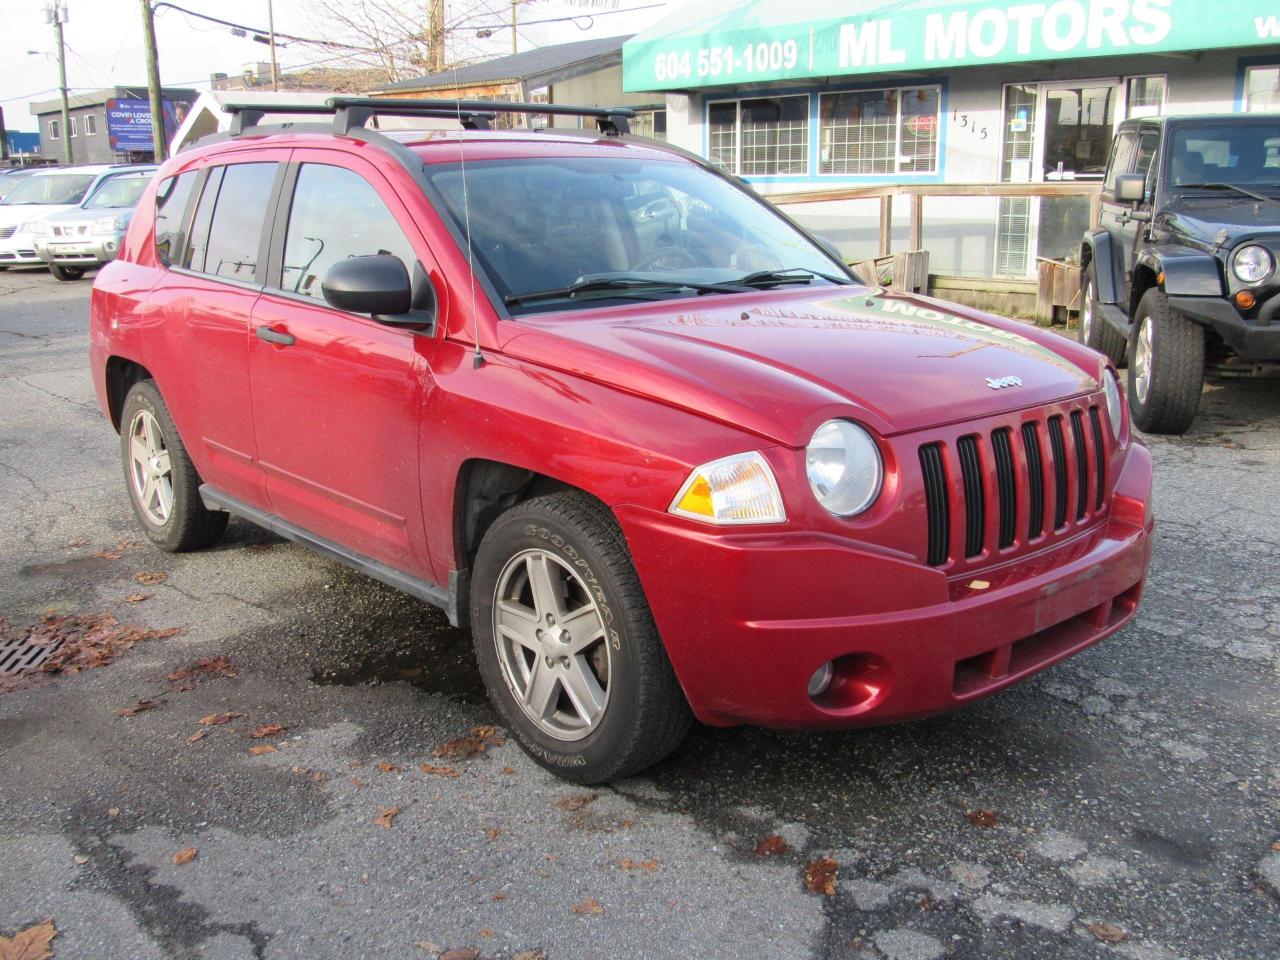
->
492;548;610;742
128;409;174;525
1133;314;1154;405
1081;280;1094;343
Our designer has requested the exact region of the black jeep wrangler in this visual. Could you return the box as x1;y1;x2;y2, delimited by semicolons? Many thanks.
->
1081;115;1280;434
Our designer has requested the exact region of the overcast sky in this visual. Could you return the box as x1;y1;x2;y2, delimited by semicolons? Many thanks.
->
4;0;684;131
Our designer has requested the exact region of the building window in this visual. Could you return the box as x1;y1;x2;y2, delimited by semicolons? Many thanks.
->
84;114;98;136
1244;65;1280;113
69;117;78;138
1125;76;1166;118
708;95;808;176
48;119;61;140
633;109;667;141
819;87;941;176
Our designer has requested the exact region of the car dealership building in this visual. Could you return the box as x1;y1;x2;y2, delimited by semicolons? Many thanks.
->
623;0;1280;281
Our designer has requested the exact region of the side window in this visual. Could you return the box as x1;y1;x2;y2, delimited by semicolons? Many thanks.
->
184;167;222;273
190;162;278;281
1134;132;1160;191
154;171;197;266
281;164;417;300
1103;133;1137;193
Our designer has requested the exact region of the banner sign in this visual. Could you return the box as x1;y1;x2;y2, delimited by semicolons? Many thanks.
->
622;0;1280;91
106;98;180;152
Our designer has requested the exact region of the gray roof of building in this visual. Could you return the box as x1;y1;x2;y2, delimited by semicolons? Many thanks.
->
377;35;630;93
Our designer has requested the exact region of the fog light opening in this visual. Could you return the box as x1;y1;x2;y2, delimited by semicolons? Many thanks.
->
809;652;891;712
807;661;834;699
1235;290;1256;310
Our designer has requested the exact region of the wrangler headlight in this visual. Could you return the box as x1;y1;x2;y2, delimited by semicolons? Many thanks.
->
669;451;785;525
1103;368;1126;444
806;419;882;517
1232;244;1273;285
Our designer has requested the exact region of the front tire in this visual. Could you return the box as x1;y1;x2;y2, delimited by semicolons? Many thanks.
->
1127;288;1204;435
120;381;228;551
1079;264;1126;365
470;493;691;783
49;263;85;282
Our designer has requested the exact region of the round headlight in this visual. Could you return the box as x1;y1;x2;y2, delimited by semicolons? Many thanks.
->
806;419;882;517
1103;368;1125;442
1232;244;1273;285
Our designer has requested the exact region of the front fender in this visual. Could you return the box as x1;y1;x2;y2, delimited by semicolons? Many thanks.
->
1083;230;1119;304
1137;245;1224;297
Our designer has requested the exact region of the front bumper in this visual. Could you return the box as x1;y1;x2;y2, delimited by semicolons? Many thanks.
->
0;232;42;265
618;443;1153;729
34;233;123;267
1168;294;1280;361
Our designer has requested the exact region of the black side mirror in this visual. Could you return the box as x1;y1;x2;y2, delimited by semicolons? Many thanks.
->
1115;174;1145;204
322;254;435;331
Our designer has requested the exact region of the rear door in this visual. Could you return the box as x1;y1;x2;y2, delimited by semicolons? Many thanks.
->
247;151;442;575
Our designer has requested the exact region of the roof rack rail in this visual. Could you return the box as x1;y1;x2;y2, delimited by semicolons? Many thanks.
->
222;100;499;136
222;97;636;138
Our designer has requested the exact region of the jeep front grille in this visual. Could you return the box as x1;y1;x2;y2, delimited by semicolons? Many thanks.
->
918;401;1109;568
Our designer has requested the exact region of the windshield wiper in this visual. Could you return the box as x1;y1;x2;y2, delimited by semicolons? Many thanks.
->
504;274;744;307
733;267;853;288
1176;182;1274;202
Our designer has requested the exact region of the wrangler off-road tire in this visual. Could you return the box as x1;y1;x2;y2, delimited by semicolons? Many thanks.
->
120;380;228;552
470;493;692;783
1126;288;1204;435
1079;264;1126;365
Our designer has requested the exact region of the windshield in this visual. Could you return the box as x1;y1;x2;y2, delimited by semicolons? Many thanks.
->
0;171;36;202
423;157;848;313
1167;123;1280;191
1;173;97;206
84;176;150;209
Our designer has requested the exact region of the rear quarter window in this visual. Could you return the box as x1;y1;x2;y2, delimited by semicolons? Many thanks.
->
154;171;197;266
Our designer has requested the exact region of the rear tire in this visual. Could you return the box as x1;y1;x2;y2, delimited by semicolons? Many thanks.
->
120;380;228;552
1127;288;1204;435
49;263;85;282
470;493;692;783
1079;264;1126;365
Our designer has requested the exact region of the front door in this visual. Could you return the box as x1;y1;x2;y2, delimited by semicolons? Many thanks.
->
247;152;440;576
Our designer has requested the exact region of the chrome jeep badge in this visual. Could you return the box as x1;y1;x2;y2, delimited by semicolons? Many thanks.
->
986;375;1023;390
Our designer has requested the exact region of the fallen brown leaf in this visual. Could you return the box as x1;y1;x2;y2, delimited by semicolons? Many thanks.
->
486;827;502;841
512;952;545;960
438;950;478;960
248;744;277;756
432;725;506;759
352;777;366;788
375;762;401;772
755;834;791;857
501;766;516;775
0;612;184;694
250;723;286;739
1272;841;1280;852
167;656;236;682
95;540;134;560
123;593;151;603
135;571;167;585
555;793;598;811
198;712;242;726
804;857;839;896
570;897;605;915
115;698;164;718
619;857;661;872
106;807;119;818
477;930;494;938
1087;922;1128;944
966;809;999;828
73;855;88;865
419;763;459;778
172;847;198;866
313;771;328;785
187;730;208;743
372;805;399;830
0;918;57;960
492;891;509;901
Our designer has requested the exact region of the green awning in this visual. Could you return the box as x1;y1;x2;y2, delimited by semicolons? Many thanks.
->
623;0;1280;92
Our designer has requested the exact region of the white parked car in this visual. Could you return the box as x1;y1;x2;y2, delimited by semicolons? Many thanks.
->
33;166;157;280
0;166;140;269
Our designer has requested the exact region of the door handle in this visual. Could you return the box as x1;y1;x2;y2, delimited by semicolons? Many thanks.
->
256;325;295;346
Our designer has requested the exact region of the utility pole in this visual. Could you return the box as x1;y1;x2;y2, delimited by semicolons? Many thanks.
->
139;0;167;161
511;0;518;55
47;1;72;164
266;0;279;91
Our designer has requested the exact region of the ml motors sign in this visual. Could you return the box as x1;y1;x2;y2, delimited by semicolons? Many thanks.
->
622;0;1280;90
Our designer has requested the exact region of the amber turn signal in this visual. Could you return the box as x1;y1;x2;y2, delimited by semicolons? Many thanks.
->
1234;290;1256;310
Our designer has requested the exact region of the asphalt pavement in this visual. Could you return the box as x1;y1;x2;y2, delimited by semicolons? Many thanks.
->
0;267;1277;960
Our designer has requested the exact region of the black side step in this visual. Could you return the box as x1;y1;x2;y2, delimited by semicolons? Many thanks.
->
199;485;465;626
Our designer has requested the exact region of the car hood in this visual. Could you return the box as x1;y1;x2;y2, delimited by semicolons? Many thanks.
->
0;202;78;230
498;287;1102;446
1160;198;1280;249
44;206;134;229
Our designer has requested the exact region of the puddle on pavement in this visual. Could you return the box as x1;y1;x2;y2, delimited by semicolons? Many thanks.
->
20;554;116;578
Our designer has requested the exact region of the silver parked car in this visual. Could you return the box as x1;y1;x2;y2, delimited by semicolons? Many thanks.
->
32;166;156;281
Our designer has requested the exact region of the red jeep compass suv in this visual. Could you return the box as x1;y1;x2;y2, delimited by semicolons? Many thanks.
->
90;99;1153;782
